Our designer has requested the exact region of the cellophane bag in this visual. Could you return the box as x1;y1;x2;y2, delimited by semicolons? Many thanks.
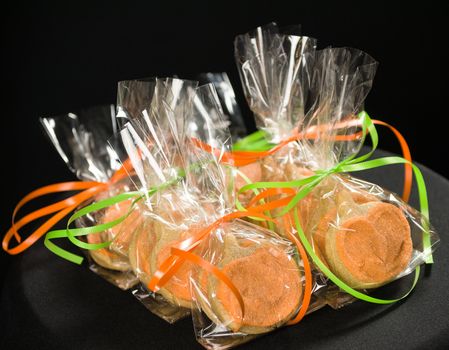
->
174;85;311;349
235;23;440;309
40;105;141;289
117;77;206;322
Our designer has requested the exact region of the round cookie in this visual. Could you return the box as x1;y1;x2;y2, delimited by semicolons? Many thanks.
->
325;201;412;289
108;201;143;256
204;227;303;334
365;202;413;275
152;235;196;308
311;207;337;267
149;200;206;309
128;218;156;285
87;233;131;271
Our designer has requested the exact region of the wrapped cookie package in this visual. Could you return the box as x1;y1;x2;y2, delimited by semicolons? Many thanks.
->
117;78;243;322
183;82;311;348
114;78;311;346
234;22;439;311
40;105;141;290
116;78;202;322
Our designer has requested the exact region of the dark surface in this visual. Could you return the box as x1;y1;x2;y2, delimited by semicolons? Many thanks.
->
1;148;448;350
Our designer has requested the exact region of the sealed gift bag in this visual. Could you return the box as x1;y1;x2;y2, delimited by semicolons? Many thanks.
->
233;23;317;207
116;78;205;322
40;105;141;289
234;23;440;309
113;78;312;342
178;85;312;349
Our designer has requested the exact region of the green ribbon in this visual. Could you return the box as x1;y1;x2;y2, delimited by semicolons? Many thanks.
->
232;130;275;151
44;172;184;264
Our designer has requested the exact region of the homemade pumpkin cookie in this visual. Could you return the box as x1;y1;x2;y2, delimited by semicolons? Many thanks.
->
325;197;412;289
149;193;209;309
203;223;303;334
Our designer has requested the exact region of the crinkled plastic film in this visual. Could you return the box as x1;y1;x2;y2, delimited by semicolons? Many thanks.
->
196;72;247;140
113;78;311;342
300;174;438;308
116;78;157;127
190;220;306;349
117;78;205;322
40;105;120;182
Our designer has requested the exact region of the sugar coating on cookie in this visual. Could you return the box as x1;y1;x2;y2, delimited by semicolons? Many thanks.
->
216;247;302;328
333;202;412;285
365;202;412;277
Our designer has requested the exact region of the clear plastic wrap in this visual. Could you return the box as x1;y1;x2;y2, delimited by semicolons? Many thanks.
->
40;105;140;289
184;84;309;348
235;22;439;311
181;85;309;348
117;78;202;322
115;78;157;128
299;175;438;298
196;72;247;140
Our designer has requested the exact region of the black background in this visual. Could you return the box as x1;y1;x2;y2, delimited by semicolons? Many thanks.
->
1;0;448;324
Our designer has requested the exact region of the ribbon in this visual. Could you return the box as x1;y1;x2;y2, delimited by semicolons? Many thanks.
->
44;174;312;323
3;113;411;255
229;116;413;202
44;171;184;264
2;160;132;256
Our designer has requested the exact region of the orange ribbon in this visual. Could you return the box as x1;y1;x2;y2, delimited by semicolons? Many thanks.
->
2;160;132;255
3;116;410;256
193;117;412;202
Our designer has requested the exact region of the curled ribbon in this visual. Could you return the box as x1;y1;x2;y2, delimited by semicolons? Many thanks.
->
213;115;413;202
2;113;412;256
2;160;132;255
